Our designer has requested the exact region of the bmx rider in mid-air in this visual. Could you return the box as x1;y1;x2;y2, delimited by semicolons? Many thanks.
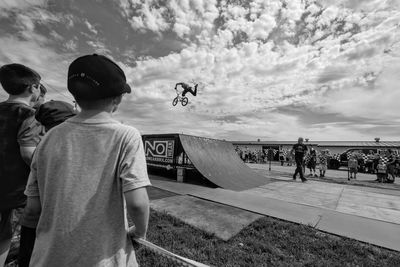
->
175;82;198;97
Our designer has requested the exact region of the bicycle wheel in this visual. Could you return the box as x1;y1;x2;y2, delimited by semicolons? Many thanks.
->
172;97;179;106
181;97;188;106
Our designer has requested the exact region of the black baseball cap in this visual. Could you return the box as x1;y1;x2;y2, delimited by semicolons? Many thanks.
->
67;54;131;100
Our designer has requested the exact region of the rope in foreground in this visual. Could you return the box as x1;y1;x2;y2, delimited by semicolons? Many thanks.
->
132;238;210;267
129;228;210;267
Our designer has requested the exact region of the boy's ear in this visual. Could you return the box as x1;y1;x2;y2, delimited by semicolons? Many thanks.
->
27;84;34;94
111;95;123;108
114;94;123;105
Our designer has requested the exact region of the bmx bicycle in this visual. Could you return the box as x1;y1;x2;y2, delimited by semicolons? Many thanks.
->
172;91;189;106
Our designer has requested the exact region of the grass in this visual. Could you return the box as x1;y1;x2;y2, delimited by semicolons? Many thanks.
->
136;210;400;267
6;208;400;266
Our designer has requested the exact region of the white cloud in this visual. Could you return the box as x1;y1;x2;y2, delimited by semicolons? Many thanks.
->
248;14;276;40
116;0;400;140
0;0;47;15
87;40;112;55
2;0;400;140
317;6;340;27
320;57;400;121
84;20;98;35
118;0;219;41
281;0;305;22
64;39;77;51
0;35;74;103
118;0;170;33
49;30;63;41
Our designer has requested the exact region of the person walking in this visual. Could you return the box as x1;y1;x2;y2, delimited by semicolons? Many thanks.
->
291;137;308;182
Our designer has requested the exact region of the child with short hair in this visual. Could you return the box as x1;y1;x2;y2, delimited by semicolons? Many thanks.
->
24;54;151;266
376;159;387;183
0;63;44;266
348;155;358;180
318;150;328;178
307;148;318;177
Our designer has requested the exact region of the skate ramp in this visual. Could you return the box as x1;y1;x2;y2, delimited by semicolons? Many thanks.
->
179;134;267;191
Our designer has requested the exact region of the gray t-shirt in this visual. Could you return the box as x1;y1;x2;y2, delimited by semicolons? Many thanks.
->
25;116;151;267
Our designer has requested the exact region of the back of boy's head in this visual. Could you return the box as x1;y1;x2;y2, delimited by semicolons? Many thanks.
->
67;54;131;110
0;63;41;95
35;100;77;130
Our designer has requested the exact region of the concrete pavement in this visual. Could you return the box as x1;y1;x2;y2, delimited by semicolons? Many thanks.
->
249;162;400;187
150;175;400;251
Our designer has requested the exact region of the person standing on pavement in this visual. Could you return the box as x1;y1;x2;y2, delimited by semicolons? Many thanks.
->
376;159;387;183
291;137;308;182
279;146;285;166
318;150;328;178
307;147;317;177
348;154;358;180
386;149;396;183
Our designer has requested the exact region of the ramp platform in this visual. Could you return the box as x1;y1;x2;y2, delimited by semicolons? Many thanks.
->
143;134;268;191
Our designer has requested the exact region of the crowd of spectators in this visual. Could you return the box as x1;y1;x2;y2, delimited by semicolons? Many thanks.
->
344;150;399;183
235;146;266;163
235;143;330;179
235;143;398;184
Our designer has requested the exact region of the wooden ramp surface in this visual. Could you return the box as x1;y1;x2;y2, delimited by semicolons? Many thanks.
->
179;134;267;191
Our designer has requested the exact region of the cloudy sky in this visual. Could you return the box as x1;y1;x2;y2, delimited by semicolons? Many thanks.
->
1;0;400;141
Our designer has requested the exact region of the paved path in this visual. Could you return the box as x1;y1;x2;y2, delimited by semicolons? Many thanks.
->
250;163;400;187
150;176;400;251
243;181;400;224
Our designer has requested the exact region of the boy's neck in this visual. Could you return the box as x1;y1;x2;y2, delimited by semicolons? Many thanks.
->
76;109;114;120
7;95;32;106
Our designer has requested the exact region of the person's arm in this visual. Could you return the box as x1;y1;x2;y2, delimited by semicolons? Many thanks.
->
18;116;44;165
125;187;149;239
119;129;152;238
20;146;36;165
22;151;41;228
22;196;41;228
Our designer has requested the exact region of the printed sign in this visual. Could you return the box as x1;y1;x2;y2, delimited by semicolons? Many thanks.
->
144;139;175;164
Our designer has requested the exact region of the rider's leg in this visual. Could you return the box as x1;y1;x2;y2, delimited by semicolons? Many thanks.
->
186;85;198;96
193;84;198;96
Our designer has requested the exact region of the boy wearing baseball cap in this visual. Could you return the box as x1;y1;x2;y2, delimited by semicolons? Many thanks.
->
0;63;44;266
24;54;151;266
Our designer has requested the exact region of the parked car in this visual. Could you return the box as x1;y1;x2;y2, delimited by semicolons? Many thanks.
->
327;148;396;173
